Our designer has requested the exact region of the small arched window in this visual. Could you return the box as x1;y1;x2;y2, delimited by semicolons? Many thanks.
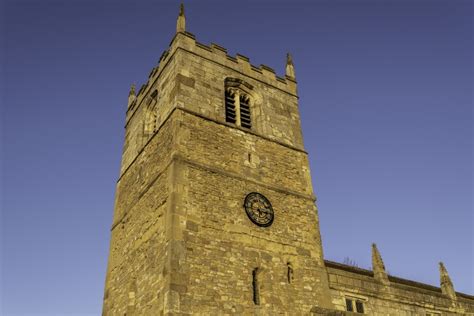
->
144;89;158;135
224;78;253;129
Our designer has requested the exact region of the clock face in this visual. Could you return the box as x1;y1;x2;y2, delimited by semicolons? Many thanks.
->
244;192;274;227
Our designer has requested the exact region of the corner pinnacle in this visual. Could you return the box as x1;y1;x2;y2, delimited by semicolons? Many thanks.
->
439;262;456;300
285;53;295;80
129;84;136;96
128;84;136;108
176;3;186;33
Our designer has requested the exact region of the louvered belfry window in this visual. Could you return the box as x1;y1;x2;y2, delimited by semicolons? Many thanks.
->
225;89;236;124
239;94;251;129
224;78;253;130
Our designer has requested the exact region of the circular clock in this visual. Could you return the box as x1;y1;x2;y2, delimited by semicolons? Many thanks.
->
244;192;274;227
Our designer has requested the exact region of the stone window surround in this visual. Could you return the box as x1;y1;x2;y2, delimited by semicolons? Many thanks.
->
144;89;159;135
225;88;252;128
343;292;368;314
224;77;255;129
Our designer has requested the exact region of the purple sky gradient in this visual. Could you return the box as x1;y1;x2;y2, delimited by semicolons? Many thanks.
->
2;0;472;315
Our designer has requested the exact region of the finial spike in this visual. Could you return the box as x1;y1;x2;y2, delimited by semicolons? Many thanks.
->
439;262;456;300
285;53;295;80
372;243;389;285
176;3;186;33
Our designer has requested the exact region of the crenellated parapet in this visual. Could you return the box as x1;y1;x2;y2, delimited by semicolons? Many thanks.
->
126;31;298;122
128;37;296;112
167;31;297;92
125;3;298;129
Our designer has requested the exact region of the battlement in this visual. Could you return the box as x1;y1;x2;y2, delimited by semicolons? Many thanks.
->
128;30;297;115
170;31;296;91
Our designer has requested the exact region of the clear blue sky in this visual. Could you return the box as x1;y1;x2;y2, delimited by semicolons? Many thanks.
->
2;0;472;315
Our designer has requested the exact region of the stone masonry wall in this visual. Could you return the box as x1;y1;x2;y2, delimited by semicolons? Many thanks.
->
103;176;169;315
104;106;334;314
169;34;303;151
171;161;330;314
157;108;332;313
120;31;304;177
120;43;180;175
326;263;474;315
176;109;314;198
103;114;180;315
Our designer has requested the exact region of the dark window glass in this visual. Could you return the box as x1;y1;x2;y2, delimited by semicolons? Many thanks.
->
356;300;364;313
345;298;353;312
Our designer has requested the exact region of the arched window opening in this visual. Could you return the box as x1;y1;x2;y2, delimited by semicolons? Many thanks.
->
224;78;253;129
144;89;159;135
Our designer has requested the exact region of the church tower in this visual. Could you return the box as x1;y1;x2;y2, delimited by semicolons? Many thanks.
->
103;6;334;314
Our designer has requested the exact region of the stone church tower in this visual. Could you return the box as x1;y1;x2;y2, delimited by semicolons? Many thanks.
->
103;5;334;315
103;5;474;316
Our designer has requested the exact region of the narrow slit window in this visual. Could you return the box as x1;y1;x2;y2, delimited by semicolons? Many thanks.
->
355;300;364;313
225;89;236;124
252;268;260;305
287;262;294;284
